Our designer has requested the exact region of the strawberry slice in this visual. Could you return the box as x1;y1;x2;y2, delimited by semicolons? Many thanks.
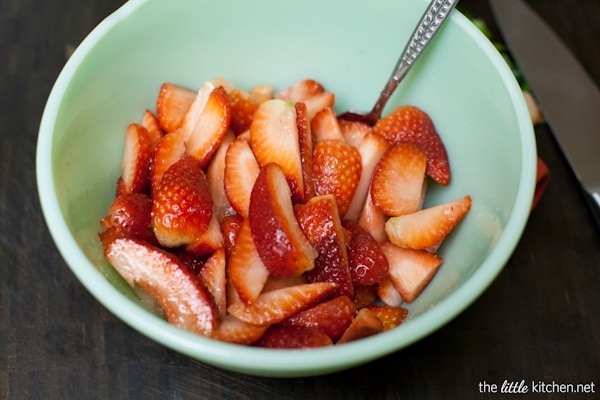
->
120;123;153;195
366;305;408;331
337;307;384;344
311;107;344;142
312;139;362;217
295;195;354;299
342;220;389;286
227;281;338;326
227;218;270;305
224;138;260;218
198;248;227;320
371;142;427;217
220;213;244;257
100;192;157;246
249;163;317;278
296;102;315;201
184;210;224;256
339;119;373;148
250;98;305;202
358;190;388;242
375;278;404;307
380;241;442;303
149;128;187;195
352;285;378;309
384;195;472;250
205;130;236;223
249;84;273;103
283;295;356;342
104;237;217;336
156;82;196;133
373;105;451;186
274;79;334;129
261;275;307;293
151;156;213;248
256;325;333;349
211;314;268;345
141;110;164;148
212;77;261;135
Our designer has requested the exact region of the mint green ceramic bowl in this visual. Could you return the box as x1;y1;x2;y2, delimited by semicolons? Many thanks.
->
37;0;536;377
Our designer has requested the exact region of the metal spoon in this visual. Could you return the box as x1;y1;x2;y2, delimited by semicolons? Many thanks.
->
338;0;459;126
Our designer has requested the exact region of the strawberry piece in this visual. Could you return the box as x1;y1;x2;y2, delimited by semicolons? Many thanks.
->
339;119;373;148
171;248;206;275
312;139;362;217
141;110;164;148
261;275;307;293
337;307;383;344
345;132;390;221
366;305;408;331
373;105;450;186
250;99;305;202
151;156;213;248
384;195;472;250
342;220;388;286
352;285;378;309
206;131;236;222
380;241;442;303
227;218;270;305
311;107;344;142
184;85;232;167
375;278;404;307
249;84;273;103
224;84;261;135
156;82;196;133
184;210;224;256
149;128;187;195
248;163;317;278
358;190;388;242
296;102;315;201
256;325;333;349
295;195;354;299
100;192;157;246
275;79;326;102
371;142;427;217
211;314;268;345
104;237;217;335
199;248;227;320
220;213;244;257
120;123;153;194
224;138;260;218
283;295;356;342
227;282;338;326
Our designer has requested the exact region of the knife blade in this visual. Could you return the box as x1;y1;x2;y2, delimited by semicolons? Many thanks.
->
489;0;600;227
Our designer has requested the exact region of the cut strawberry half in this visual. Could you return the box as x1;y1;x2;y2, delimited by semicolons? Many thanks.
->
120;123;153;195
224;138;260;218
156;82;196;133
104;237;217;335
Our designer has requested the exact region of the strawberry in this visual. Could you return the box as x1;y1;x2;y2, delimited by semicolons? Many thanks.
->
151;155;213;248
337;307;384;344
220;213;244;257
248;163;317;278
104;237;217;335
249;84;273;103
312;139;362;217
380;241;442;303
283;295;356;342
352;285;378;309
370;142;427;217
224;138;260;218
261;275;307;293
227;282;338;326
184;210;224;256
220;80;261;135
250;99;305;202
375;278;404;307
205;131;236;222
311;107;344;142
149;128;187;195
120;123;153;194
211;314;268;345
295;195;354;299
342;219;388;286
227;218;270;305
273;79;334;124
184;85;232;167
344;132;390;221
199;248;227;320
256;325;333;349
373;105;450;186
141;109;164;148
100;192;157;246
358;190;388;242
339;119;373;148
384;195;472;250
171;248;206;275
156;82;196;133
296;102;315;201
366;305;408;331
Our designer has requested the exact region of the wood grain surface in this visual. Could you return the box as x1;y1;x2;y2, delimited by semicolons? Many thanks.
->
1;0;598;398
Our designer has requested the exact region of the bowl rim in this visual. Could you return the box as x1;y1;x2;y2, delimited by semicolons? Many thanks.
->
36;0;537;377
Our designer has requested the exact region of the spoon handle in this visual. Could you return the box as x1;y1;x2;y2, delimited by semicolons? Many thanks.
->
370;0;459;117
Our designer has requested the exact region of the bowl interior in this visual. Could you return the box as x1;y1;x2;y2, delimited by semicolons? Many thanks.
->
37;0;536;377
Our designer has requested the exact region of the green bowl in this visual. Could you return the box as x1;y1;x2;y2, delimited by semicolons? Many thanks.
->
37;0;536;377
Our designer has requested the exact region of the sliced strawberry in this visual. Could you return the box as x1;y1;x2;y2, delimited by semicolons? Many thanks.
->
311;107;344;142
375;278;404;307
151;156;213;248
352;285;378;309
345;132;390;221
172;248;206;275
339;119;373;148
104;237;217;335
220;213;244;257
296;102;315;201
384;195;472;250
199;248;227;320
342;219;388;286
141;109;164;148
149;128;187;195
261;275;307;293
224;138;260;218
248;163;317;278
380;241;442;303
371;142;427;217
100;192;157;246
295;195;354;299
184;210;224;256
250;99;305;202
366;305;408;331
274;79;326;102
184;85;231;167
312;139;362;217
156;82;196;133
303;91;335;122
227;281;338;326
337;307;383;344
211;314;268;345
373;105;450;185
283;295;356;342
249;83;273;103
227;218;270;305
205;130;236;223
120;123;153;195
358;190;388;242
256;325;333;349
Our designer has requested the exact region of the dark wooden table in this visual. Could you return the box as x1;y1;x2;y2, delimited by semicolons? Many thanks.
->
2;0;599;398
